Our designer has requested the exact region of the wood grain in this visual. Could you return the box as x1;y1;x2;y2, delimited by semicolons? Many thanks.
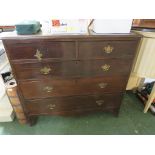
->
2;33;141;125
78;40;139;59
6;41;76;60
25;93;123;116
19;76;128;99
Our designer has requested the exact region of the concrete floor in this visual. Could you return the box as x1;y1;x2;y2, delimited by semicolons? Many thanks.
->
0;92;155;135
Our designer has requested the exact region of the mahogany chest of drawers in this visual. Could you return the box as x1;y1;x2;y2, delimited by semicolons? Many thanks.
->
2;33;141;125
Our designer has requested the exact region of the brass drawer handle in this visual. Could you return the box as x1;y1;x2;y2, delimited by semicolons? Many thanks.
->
101;64;110;71
43;86;53;93
96;100;104;106
47;104;56;110
40;66;51;75
103;45;114;54
98;83;107;89
34;49;43;61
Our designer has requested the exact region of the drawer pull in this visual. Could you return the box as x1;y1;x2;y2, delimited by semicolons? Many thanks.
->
34;49;43;61
40;66;51;75
43;86;53;93
103;45;114;54
101;64;110;71
98;83;107;89
96;100;104;106
47;104;56;110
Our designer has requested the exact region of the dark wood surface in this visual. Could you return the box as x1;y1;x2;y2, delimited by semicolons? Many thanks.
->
19;76;128;99
12;58;132;80
25;93;123;116
77;59;133;77
78;40;139;59
2;32;141;125
1;31;141;40
6;41;76;60
13;61;78;80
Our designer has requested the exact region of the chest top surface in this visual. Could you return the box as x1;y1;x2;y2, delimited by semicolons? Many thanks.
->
1;31;141;41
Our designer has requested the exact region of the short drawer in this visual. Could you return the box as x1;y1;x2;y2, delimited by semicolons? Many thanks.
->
13;61;78;80
25;93;123;116
77;58;133;77
7;41;76;60
19;76;127;99
78;41;138;59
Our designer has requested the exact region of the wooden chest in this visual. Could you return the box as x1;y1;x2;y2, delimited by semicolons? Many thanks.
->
2;32;141;125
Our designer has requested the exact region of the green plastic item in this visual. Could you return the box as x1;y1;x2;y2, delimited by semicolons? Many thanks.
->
15;20;41;35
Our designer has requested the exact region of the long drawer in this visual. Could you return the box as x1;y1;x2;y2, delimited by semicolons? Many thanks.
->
13;58;132;80
6;41;76;60
19;76;127;99
25;93;123;116
78;41;138;59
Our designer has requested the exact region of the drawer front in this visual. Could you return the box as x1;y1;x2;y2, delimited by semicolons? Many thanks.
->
77;58;133;77
19;76;127;99
25;93;123;116
13;58;132;80
7;41;76;60
78;41;138;59
13;61;78;80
